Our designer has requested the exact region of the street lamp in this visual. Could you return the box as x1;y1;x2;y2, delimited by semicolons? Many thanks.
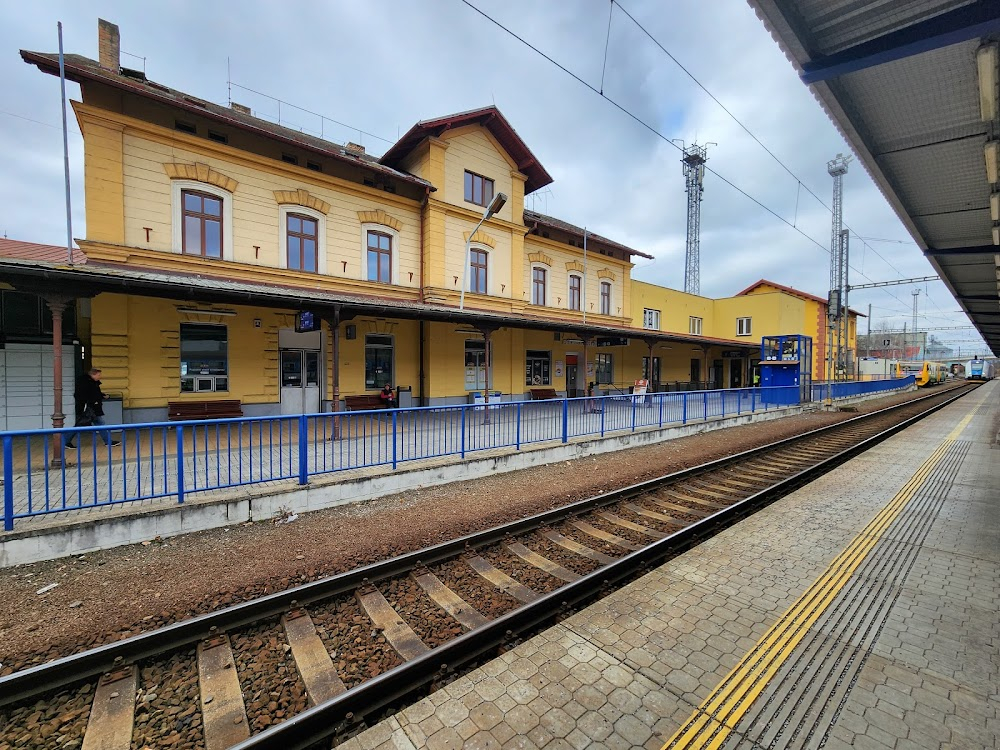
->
460;192;508;310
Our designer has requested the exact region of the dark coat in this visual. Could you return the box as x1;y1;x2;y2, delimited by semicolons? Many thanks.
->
75;375;106;417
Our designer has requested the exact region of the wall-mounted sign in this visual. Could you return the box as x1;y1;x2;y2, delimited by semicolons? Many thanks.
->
295;311;319;333
722;350;744;359
555;360;564;377
596;336;628;347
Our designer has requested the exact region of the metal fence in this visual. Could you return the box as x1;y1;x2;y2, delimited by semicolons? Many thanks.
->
0;379;911;530
812;375;914;403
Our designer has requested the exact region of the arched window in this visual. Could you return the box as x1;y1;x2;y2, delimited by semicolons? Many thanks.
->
568;274;582;311
531;266;547;306
367;230;392;283
600;281;611;315
171;180;234;260
469;247;488;294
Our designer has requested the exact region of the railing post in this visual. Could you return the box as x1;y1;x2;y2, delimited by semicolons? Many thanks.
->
298;414;308;484
658;393;664;428
737;389;742;416
600;399;606;436
3;435;13;531
391;411;398;470
561;398;569;443
682;393;688;424
516;402;522;450
630;394;637;432
460;407;466;458
703;392;708;420
175;425;185;504
751;388;756;413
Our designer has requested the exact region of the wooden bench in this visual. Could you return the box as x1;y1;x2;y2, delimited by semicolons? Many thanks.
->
344;395;389;411
530;388;560;400
167;399;243;421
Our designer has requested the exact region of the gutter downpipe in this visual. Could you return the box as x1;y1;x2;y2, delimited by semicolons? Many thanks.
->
419;186;430;406
582;228;587;326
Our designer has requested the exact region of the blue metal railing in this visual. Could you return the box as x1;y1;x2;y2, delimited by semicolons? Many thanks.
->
811;376;914;403
2;381;911;530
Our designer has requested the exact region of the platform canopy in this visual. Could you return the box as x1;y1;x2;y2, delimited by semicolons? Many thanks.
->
750;0;1000;355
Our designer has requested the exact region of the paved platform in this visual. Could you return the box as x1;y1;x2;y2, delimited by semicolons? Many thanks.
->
341;380;998;749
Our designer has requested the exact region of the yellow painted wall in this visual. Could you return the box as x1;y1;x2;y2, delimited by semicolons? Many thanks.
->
630;281;714;334
440;126;516;224
523;237;630;323
119;129;423;288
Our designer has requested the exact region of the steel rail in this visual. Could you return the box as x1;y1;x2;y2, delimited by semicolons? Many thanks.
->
0;384;975;710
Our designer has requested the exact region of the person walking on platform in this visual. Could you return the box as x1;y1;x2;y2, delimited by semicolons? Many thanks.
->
379;383;397;409
64;368;119;449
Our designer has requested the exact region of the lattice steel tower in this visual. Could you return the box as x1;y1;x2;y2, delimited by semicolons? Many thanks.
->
681;143;712;295
827;153;851;377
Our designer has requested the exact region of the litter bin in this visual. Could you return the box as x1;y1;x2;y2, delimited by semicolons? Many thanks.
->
396;385;413;408
103;395;124;436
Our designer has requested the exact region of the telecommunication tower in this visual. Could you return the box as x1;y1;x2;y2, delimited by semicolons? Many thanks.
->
826;153;852;379
681;143;713;296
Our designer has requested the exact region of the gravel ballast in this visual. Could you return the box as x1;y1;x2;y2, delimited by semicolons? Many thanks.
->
0;387;959;674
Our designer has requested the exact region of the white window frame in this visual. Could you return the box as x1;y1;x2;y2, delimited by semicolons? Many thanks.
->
643;308;661;330
468;245;490;295
689;316;703;335
737;316;752;336
171;180;234;261
278;204;327;274
360;223;401;285
600;281;612;315
530;264;549;307
568;273;583;311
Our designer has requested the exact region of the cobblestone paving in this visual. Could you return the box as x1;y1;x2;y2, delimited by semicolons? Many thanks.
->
339;382;997;749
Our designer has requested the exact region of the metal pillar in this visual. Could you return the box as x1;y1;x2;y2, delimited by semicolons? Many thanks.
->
827;154;851;379
45;296;71;467
912;290;920;358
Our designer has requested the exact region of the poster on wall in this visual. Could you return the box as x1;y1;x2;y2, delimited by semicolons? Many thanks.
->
586;362;595;377
555;360;564;377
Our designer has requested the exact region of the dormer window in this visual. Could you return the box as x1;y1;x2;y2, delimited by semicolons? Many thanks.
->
464;170;494;208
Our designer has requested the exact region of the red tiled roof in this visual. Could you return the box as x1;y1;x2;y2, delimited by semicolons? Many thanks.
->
20;50;432;191
735;278;866;316
380;106;553;194
524;210;654;260
0;238;85;264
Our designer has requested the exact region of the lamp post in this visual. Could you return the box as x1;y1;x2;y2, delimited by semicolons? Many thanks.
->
460;192;508;310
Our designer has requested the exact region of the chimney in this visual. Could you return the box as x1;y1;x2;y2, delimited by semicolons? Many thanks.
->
345;142;366;156
98;18;120;71
230;102;251;115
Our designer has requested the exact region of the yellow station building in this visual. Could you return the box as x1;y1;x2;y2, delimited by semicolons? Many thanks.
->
0;20;858;428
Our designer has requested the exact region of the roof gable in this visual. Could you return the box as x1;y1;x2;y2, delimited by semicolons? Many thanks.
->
381;106;553;194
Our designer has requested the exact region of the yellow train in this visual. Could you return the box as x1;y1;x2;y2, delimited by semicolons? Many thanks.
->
895;361;949;387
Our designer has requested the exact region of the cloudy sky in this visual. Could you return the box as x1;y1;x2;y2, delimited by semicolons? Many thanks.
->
0;0;988;355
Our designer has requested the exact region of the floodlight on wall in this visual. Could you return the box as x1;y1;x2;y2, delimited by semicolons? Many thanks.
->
986;141;1000;184
992;192;1000;222
977;43;999;122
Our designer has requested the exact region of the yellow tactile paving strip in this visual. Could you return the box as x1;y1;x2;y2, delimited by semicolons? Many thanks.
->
662;411;975;750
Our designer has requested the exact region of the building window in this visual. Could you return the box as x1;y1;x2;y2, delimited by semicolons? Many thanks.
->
737;317;752;336
364;335;393;389
643;309;661;330
182;190;223;257
464;170;495;207
367;230;392;283
595;353;613;384
525;350;551;386
600;282;611;315
532;267;547;306
642;356;661;384
689;316;703;335
465;340;489;390
568;275;582;311
286;213;318;272
469;248;488;294
180;323;228;392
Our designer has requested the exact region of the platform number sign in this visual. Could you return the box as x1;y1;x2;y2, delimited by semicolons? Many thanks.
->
883;338;891;346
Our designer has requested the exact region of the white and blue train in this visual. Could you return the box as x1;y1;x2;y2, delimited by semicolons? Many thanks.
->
965;358;996;381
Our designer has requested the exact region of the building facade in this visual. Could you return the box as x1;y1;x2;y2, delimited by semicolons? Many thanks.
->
2;20;850;428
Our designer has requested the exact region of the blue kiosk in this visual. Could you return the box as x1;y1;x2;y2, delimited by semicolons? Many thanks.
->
759;335;812;405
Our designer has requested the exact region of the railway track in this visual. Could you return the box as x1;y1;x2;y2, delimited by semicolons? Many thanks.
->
0;384;977;750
